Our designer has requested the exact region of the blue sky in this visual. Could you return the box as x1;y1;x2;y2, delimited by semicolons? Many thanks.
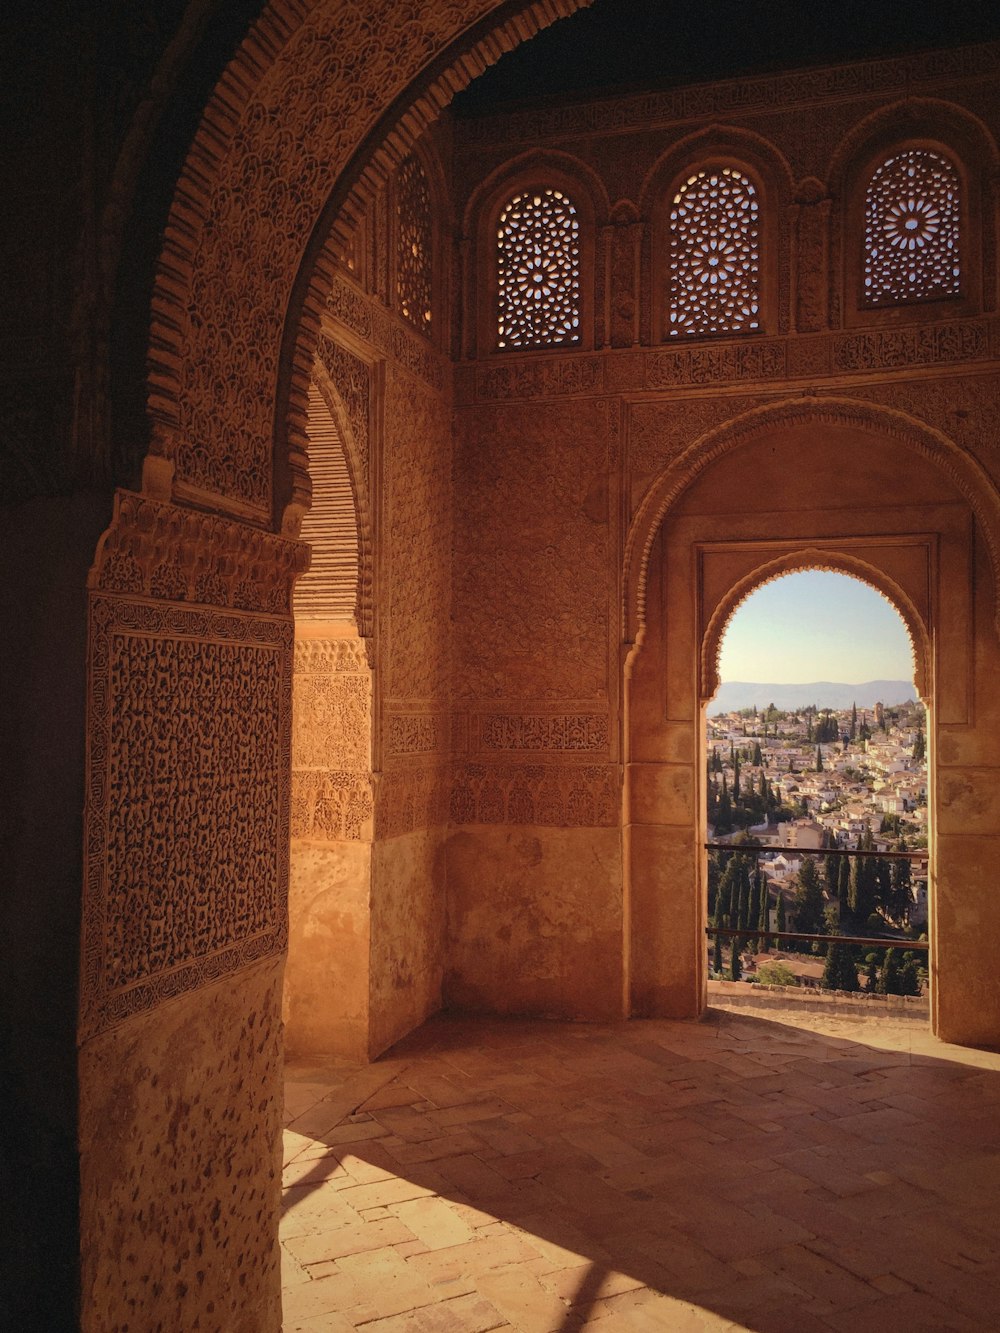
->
718;571;915;683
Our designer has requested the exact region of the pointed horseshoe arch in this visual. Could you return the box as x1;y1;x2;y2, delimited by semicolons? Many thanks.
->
622;395;1000;647
700;549;930;706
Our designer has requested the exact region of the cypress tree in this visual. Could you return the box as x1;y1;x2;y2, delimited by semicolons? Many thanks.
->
757;874;770;950
729;938;742;982
822;942;859;992
877;948;900;995
776;891;786;937
850;701;857;740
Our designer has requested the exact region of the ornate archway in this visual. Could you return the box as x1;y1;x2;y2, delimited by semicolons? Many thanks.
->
622;398;979;1036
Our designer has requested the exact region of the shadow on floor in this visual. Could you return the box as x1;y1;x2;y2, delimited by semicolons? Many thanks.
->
280;1008;1000;1331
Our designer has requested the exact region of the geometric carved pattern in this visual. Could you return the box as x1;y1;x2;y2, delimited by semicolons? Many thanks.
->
82;596;291;1038
669;167;760;337
497;189;581;350
479;713;609;752
395;155;433;334
450;763;619;827
864;149;961;306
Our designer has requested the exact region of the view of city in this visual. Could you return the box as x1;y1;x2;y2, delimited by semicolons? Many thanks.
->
706;693;929;996
707;569;929;1000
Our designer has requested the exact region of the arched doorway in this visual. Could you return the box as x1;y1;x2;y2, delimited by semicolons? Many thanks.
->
704;566;930;1010
623;398;994;1045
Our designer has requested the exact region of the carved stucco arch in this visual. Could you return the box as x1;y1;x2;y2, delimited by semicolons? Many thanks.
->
826;95;1000;196
623;395;1000;645
144;0;595;535
700;550;930;706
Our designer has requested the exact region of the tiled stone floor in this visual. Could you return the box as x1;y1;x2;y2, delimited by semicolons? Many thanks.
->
282;1008;1000;1331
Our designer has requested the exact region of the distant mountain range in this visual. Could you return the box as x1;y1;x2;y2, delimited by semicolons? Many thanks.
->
710;680;916;714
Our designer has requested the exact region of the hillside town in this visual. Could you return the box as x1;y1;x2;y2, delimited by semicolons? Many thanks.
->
706;697;929;993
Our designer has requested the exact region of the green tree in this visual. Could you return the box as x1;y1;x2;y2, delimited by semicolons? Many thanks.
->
877;947;901;995
752;741;763;766
794;857;826;935
815;745;823;772
863;952;880;992
850;701;858;741
754;870;769;949
729;937;743;982
822;941;860;992
888;839;912;925
849;827;878;924
898;951;922;997
712;929;723;977
776;891;786;937
755;960;798;986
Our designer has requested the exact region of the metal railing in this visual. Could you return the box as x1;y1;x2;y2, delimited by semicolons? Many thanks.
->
703;841;929;955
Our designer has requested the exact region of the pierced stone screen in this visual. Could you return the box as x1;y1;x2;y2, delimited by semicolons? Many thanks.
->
396;155;433;332
497;189;581;349
864;148;960;306
668;167;760;337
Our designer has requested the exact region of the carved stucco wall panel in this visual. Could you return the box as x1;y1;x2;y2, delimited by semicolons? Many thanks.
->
291;635;373;844
452;397;613;704
384;365;453;702
83;594;292;1039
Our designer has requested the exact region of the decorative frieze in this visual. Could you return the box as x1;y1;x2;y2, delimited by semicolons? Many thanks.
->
833;321;990;373
457;317;998;405
475;355;605;401
82;596;292;1038
450;763;619;828
293;637;369;674
647;339;787;388
375;766;450;839
290;771;374;842
458;43;1000;149
478;713;610;753
90;492;308;616
387;714;444;754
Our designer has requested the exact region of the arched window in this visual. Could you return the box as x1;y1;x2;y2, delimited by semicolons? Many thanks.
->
395;154;433;333
496;188;580;349
863;148;961;306
668;167;760;337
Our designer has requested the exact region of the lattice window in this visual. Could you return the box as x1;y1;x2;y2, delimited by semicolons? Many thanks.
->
668;167;760;337
863;148;961;306
395;155;433;333
497;189;580;349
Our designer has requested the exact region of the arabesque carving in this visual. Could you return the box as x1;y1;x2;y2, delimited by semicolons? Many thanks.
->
82;596;291;1038
376;766;450;839
89;491;308;615
387;715;444;754
148;0;590;522
450;763;619;827
316;337;371;489
833;321;989;372
479;713;609;752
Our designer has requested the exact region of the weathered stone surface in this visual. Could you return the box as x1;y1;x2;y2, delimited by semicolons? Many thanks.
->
79;957;284;1332
444;826;624;1020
